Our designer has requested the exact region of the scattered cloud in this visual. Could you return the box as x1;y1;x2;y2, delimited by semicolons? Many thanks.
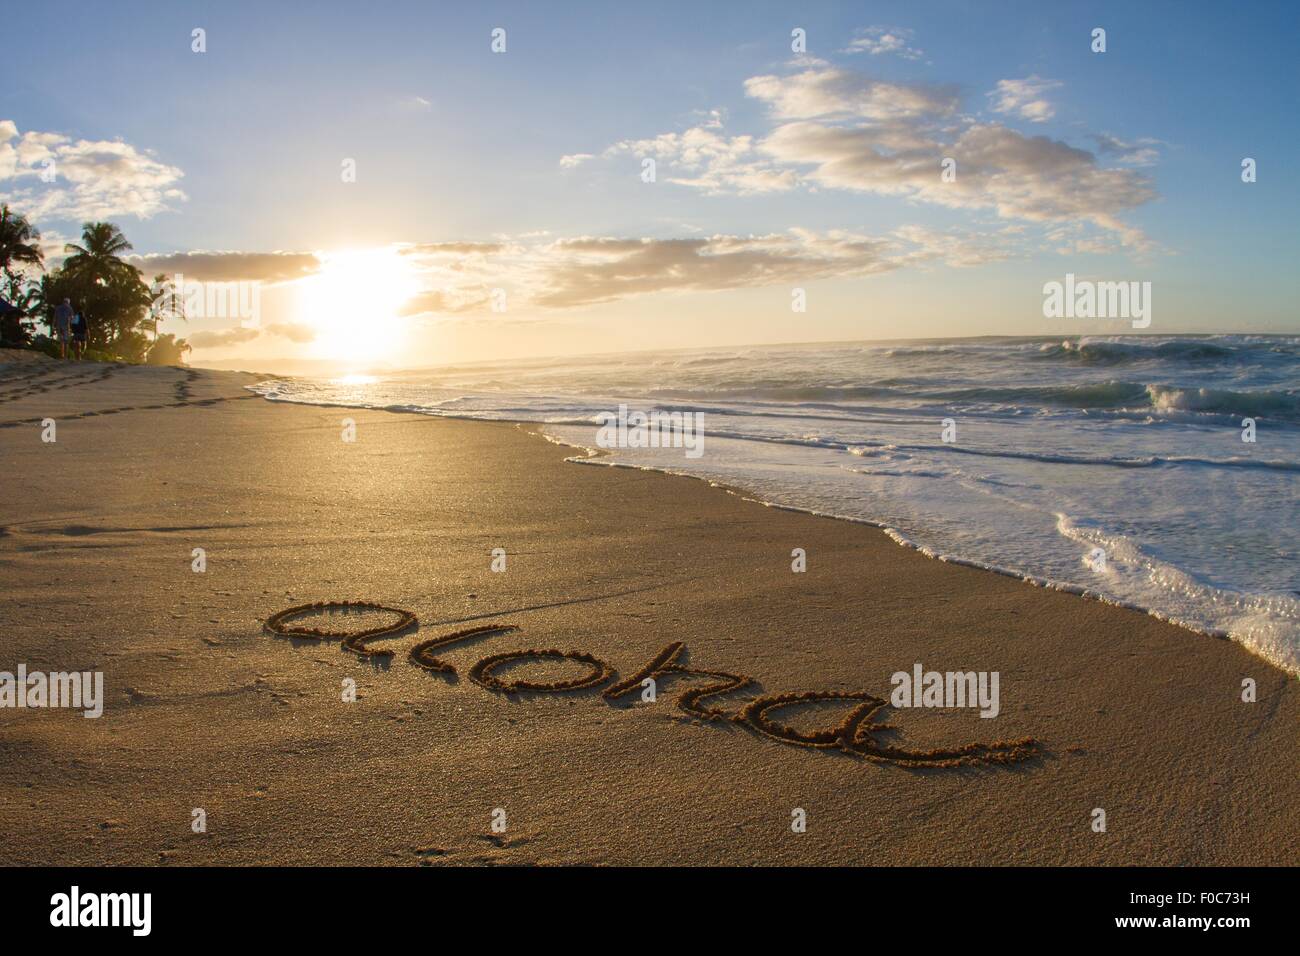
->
400;241;505;256
394;228;1013;312
691;108;728;129
397;240;518;314
534;232;900;307
0;119;185;222
265;322;315;342
762;119;1155;247
561;63;1157;249
128;251;321;283
188;326;260;349
182;220;1020;351
397;95;433;111
399;289;492;315
891;224;1016;268
744;66;958;120
1091;133;1163;167
844;27;924;60
594;127;796;195
988;76;1061;123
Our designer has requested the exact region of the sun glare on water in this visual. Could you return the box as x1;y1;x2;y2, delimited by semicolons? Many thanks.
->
297;248;420;365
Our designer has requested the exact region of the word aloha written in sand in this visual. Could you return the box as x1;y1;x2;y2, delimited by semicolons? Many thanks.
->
264;602;1039;768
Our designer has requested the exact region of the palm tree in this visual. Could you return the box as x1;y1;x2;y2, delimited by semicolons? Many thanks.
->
0;204;43;276
59;222;152;347
0;205;44;344
148;273;187;340
62;222;135;284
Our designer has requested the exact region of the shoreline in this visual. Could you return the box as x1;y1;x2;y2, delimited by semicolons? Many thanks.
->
1;363;1296;865
252;386;1294;678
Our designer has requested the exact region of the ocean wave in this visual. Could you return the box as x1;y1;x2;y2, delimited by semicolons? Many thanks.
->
1034;336;1300;367
1053;514;1300;674
1145;383;1300;421
932;380;1298;422
634;379;1298;423
647;383;909;404
845;440;1300;474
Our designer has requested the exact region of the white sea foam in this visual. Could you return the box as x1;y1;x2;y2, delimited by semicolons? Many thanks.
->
249;334;1300;675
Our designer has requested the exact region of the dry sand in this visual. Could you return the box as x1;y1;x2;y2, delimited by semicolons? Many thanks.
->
0;360;1296;865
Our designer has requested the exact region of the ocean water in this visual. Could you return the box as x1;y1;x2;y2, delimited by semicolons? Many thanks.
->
250;335;1300;675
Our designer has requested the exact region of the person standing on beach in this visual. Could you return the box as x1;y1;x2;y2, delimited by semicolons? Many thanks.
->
70;307;87;361
53;298;73;359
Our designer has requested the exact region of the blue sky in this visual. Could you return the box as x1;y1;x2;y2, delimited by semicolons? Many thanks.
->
2;0;1296;367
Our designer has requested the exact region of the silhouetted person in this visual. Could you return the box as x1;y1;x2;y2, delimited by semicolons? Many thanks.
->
53;298;73;359
70;309;87;361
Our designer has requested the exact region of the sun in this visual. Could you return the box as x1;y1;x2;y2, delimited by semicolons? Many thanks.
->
296;247;421;365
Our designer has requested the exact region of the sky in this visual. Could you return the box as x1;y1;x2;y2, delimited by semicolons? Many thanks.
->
2;0;1297;371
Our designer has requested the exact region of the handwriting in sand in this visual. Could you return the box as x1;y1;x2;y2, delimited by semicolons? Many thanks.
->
264;602;1039;768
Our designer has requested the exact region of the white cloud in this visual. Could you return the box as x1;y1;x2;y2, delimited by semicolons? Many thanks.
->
744;65;958;120
128;251;321;283
0;120;185;222
891;224;1015;268
1091;133;1163;167
988;76;1061;123
692;108;727;129
396;240;518;314
595;126;797;195
533;231;900;307
762;119;1155;247
397;228;1015;311
561;63;1158;249
844;27;924;60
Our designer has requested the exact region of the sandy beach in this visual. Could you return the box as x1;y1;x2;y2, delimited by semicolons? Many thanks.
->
1;360;1296;866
